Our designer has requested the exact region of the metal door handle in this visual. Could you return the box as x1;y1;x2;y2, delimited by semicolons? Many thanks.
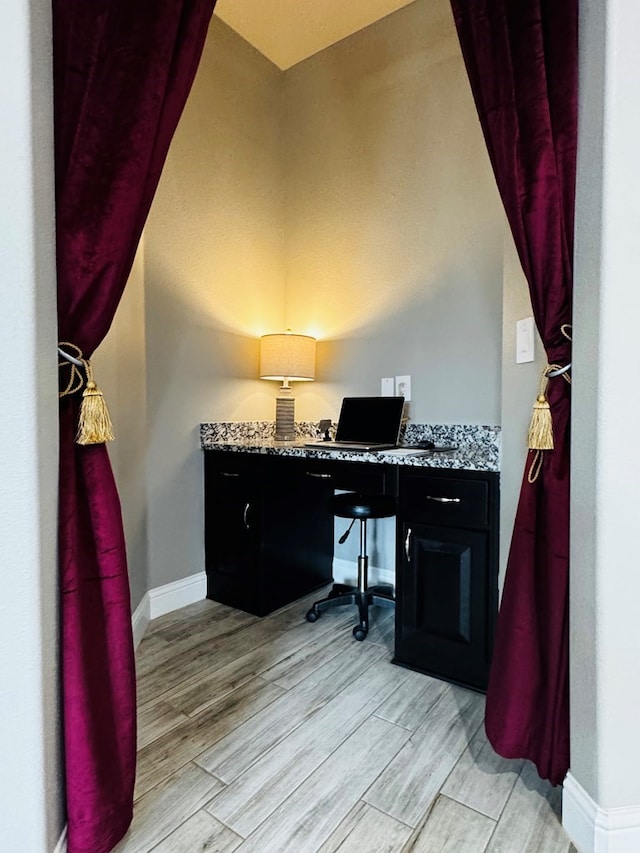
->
221;471;240;477
306;472;332;479
425;495;461;504
405;527;412;562
243;502;250;530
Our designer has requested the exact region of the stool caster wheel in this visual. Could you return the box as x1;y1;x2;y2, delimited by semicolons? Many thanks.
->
306;609;319;623
353;625;368;641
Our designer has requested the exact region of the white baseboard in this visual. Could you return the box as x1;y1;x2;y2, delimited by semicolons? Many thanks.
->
332;557;395;589
148;571;207;620
131;593;150;650
53;825;67;853
131;571;207;649
563;772;640;853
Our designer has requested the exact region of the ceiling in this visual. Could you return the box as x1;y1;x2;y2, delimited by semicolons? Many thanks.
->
214;0;417;70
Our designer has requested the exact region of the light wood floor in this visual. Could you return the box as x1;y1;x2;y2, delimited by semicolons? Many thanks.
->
114;590;576;853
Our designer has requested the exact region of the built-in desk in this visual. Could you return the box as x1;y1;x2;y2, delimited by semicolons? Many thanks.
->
201;422;500;691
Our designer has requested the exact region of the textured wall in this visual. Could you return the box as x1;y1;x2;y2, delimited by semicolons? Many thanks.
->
570;0;640;815
123;1;506;591
0;0;63;847
284;0;504;427
144;18;285;588
499;233;545;586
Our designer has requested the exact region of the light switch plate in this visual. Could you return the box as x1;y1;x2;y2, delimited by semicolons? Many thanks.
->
381;377;394;396
396;375;411;401
516;317;535;364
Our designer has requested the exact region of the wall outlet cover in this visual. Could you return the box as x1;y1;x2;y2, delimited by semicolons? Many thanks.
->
516;316;535;363
396;375;411;401
381;377;395;396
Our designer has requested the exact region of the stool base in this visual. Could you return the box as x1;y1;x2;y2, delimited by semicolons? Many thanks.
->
306;583;395;641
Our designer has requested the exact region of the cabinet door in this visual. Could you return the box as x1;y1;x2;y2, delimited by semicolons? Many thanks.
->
204;455;263;614
261;458;334;612
395;521;491;690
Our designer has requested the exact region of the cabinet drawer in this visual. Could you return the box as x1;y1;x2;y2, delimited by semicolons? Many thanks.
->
206;452;259;480
298;459;388;494
400;474;488;528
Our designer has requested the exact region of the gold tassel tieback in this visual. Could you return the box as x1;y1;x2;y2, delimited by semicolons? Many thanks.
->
527;369;556;485
525;325;572;483
528;370;554;451
58;342;115;445
77;360;115;445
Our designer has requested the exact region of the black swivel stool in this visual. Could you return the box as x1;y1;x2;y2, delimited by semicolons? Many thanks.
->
306;492;396;640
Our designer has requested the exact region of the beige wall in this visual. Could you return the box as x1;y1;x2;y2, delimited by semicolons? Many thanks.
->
0;0;63;847
569;0;640;821
109;0;510;593
284;0;504;426
143;18;285;588
499;232;546;587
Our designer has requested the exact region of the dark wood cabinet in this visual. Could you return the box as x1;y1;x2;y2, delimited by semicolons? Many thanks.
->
394;468;499;691
204;452;389;616
259;457;335;612
204;453;263;614
204;449;499;689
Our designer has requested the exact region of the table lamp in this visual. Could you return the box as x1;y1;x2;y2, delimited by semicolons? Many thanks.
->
260;331;316;441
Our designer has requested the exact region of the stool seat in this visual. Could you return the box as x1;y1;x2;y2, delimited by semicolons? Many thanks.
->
330;492;396;520
306;491;396;641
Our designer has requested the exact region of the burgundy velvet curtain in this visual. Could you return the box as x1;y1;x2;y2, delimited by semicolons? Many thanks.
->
449;1;577;784
53;2;215;850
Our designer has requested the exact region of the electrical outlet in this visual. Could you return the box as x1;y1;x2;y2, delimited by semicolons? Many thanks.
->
396;375;411;401
381;377;394;396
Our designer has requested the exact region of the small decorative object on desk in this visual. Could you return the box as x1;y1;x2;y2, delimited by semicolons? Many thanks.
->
318;419;332;441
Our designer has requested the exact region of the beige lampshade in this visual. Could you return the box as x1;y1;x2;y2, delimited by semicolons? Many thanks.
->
260;333;316;381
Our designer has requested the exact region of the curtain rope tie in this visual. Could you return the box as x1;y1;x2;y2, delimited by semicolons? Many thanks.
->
546;360;572;378
58;342;115;445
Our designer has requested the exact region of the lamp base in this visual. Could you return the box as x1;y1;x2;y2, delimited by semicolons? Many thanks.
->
274;396;296;442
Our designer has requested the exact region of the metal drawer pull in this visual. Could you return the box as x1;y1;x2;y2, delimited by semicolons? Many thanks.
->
405;528;412;562
306;472;332;479
425;495;462;504
243;502;250;529
221;471;240;477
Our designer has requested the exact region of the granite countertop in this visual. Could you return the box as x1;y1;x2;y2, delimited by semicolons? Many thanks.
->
200;422;500;473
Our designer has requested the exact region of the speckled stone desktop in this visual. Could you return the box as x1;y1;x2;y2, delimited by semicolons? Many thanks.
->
200;421;500;472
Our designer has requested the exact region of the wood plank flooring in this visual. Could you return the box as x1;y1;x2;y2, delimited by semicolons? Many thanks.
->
114;591;576;853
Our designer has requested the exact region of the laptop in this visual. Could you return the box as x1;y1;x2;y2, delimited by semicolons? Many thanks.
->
304;396;405;452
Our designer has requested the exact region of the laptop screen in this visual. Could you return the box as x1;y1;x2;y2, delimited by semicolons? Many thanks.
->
334;397;405;445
